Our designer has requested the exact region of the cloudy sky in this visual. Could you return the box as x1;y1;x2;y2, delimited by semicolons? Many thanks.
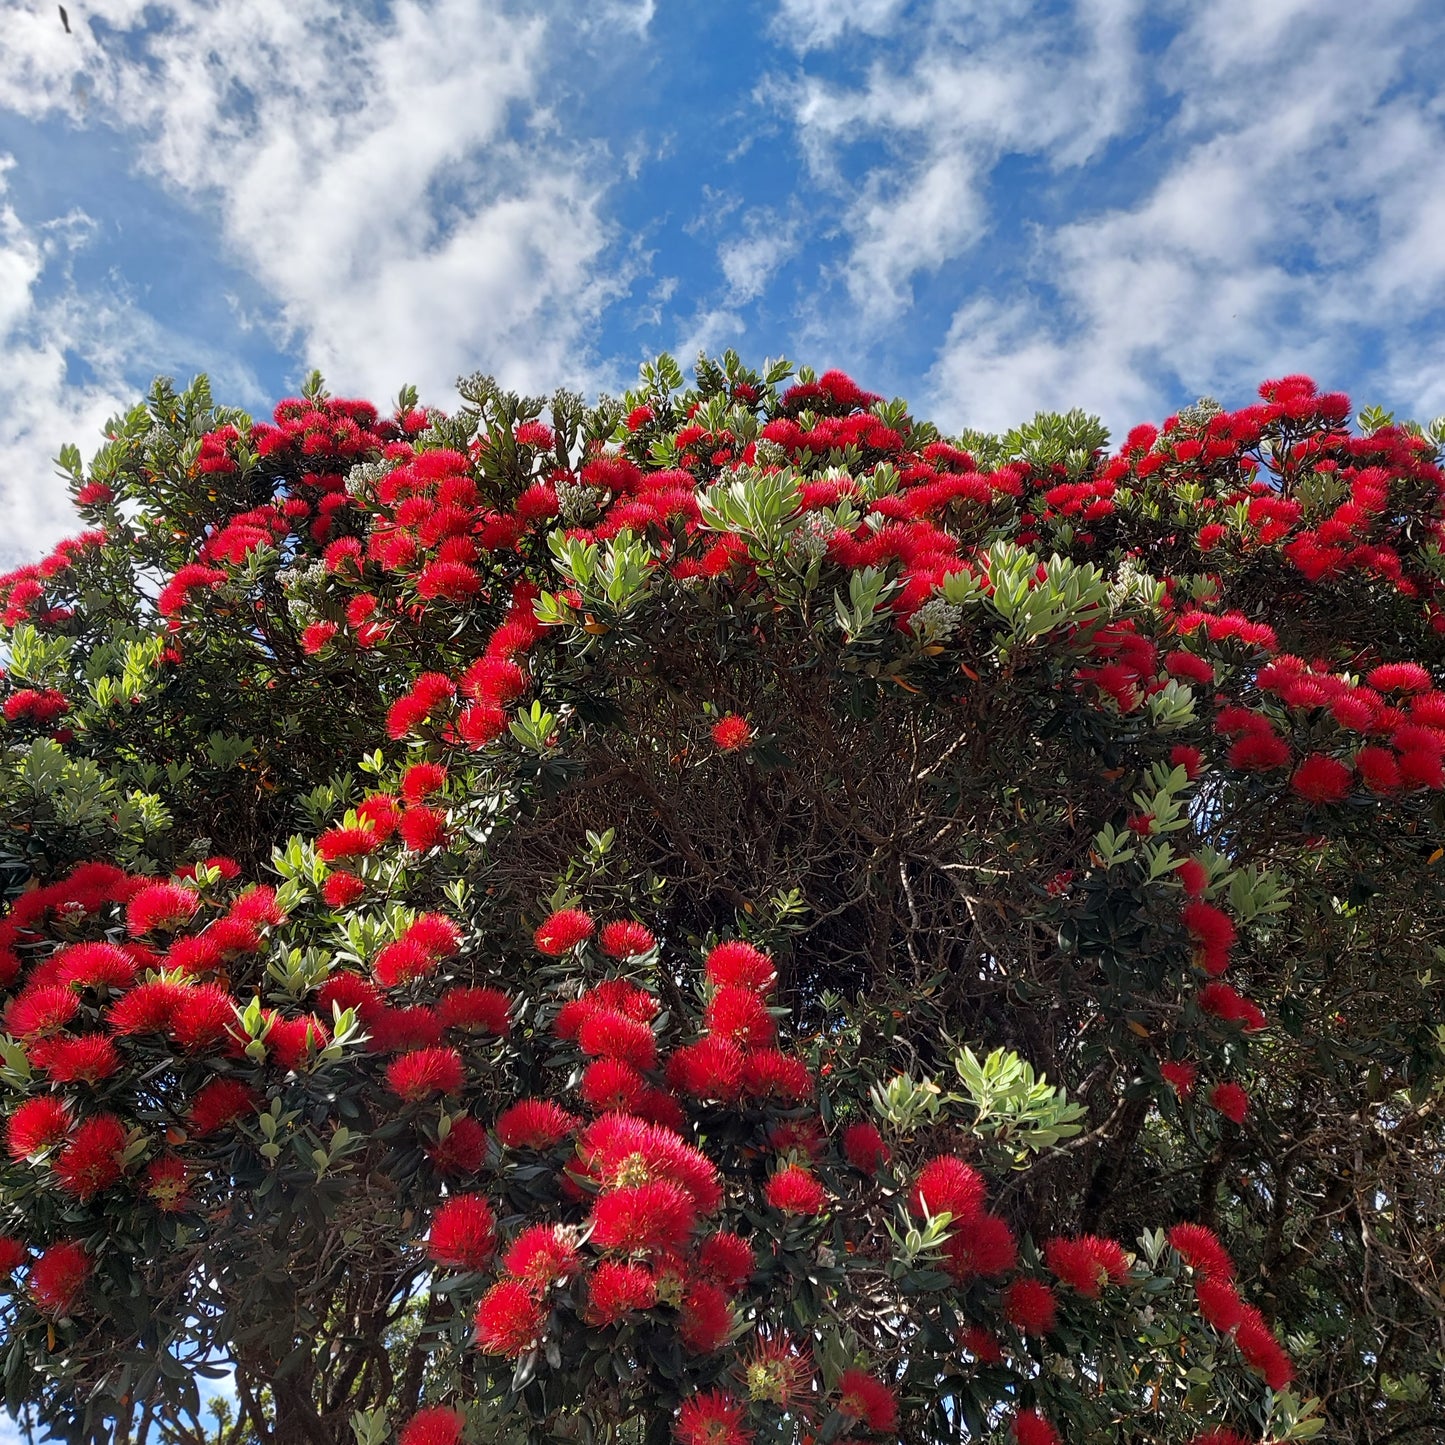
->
1;0;1444;575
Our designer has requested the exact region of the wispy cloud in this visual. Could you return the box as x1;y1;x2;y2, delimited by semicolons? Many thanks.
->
0;1;643;403
750;0;1445;434
765;0;1146;328
0;156;154;563
925;0;1445;432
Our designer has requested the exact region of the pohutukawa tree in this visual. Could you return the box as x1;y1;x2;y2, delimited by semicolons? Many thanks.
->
0;353;1440;1445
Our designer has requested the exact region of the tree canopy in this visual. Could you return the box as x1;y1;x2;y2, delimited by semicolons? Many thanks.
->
0;355;1442;1445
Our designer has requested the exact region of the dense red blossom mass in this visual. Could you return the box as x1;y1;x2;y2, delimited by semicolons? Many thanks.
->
0;356;1433;1443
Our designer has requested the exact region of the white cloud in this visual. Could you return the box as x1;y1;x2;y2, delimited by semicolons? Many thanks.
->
925;0;1445;433
755;0;1445;432
770;0;908;51
771;0;1147;322
718;209;801;305
0;1;637;405
0;157;146;565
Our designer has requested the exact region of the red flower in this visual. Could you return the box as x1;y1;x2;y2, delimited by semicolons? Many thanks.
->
1290;753;1351;803
1195;1275;1245;1333
399;806;448;852
474;1279;546;1357
7;1097;72;1159
534;908;594;955
1160;1060;1198;1098
1170;744;1204;779
400;763;448;803
321;871;367;907
265;1012;330;1071
739;1049;812;1103
126;881;200;936
1181;900;1236;975
674;1390;751;1445
678;1280;731;1353
426;1116;489;1176
1235;1305;1294;1388
841;1121;889;1174
1164;650;1215;685
579;1058;647;1113
2;688;71;724
585;1260;656;1325
740;1331;815;1413
409;913;463;957
436;986;511;1035
1227;730;1290;771
943;1212;1017;1281
1189;1433;1255;1445
668;1036;745;1102
418;561;480;602
460;656;526;705
577;1009;657;1071
54;941;137;990
504;1224;582;1293
30;1034;121;1084
188;1079;259;1137
143;1154;190;1212
1209;1081;1249;1124
318;825;380;861
1168;1223;1236;1280
1367;662;1431;692
495;1098;578;1150
108;980;186;1035
397;1406;464;1445
54;1113;127;1200
591;1180;698;1252
374;937;436;988
764;1164;826;1216
1044;1235;1129;1297
697;1232;754;1293
6;984;80;1038
910;1155;985;1220
959;1325;1003;1363
599;919;655;958
387;1047;465;1101
1355;745;1402;792
704;986;775;1047
836;1369;897;1433
300;621;337;654
1003;1278;1057;1335
355;796;401;839
1175;856;1209;897
711;714;753;751
0;1236;26;1274
705;941;777;993
30;1240;90;1315
577;1114;721;1212
427;1194;497;1271
170;983;238;1052
1198;981;1267;1032
1012;1409;1062;1445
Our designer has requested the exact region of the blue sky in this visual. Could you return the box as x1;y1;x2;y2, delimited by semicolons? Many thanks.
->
0;0;1443;572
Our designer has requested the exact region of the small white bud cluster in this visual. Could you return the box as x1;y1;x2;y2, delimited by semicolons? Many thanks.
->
556;479;604;524
345;458;396;502
792;511;837;561
277;557;326;622
910;597;964;641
